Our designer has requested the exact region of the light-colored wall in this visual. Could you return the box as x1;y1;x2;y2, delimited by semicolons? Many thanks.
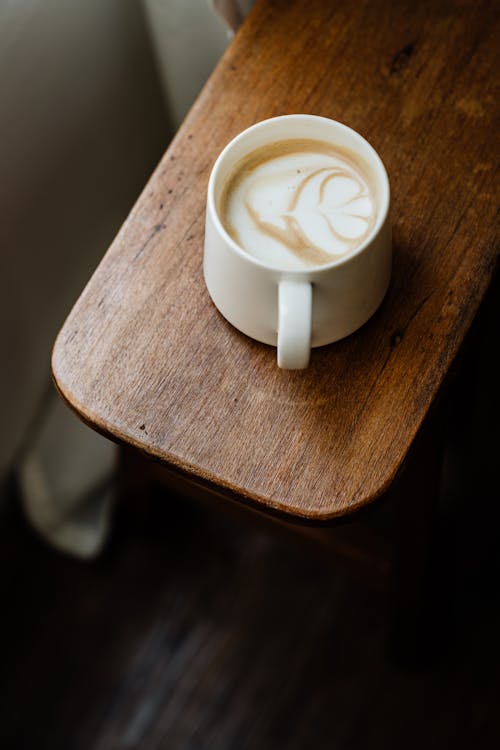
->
0;0;169;478
143;0;229;128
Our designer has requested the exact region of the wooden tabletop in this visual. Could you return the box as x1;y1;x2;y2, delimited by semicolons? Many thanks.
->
52;0;499;522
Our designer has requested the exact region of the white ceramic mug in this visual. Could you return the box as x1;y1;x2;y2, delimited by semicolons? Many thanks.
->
203;115;391;369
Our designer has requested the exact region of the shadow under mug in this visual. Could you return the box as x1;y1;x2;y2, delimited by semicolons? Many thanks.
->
203;115;391;369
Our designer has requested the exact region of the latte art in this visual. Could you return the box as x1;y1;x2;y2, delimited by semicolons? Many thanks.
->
220;139;378;269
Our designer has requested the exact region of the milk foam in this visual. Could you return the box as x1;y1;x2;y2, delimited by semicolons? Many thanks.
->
221;139;377;269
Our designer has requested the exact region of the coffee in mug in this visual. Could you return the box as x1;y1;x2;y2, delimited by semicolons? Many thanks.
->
204;116;391;369
219;139;378;270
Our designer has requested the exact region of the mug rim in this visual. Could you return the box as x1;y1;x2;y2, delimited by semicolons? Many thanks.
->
207;114;390;274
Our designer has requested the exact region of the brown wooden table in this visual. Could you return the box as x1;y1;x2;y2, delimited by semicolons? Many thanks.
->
52;0;498;650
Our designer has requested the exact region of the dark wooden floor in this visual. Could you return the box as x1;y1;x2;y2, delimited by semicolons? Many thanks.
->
1;460;500;750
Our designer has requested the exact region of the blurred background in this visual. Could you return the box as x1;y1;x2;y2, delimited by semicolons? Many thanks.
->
0;1;499;748
0;0;233;555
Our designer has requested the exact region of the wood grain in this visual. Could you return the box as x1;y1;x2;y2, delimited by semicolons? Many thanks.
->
52;0;499;521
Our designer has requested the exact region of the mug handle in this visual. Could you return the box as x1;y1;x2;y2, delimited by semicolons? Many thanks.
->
277;280;312;369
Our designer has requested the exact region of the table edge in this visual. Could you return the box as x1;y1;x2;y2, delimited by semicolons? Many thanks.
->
51;333;403;524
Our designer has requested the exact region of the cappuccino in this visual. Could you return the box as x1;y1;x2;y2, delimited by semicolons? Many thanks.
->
220;139;378;269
